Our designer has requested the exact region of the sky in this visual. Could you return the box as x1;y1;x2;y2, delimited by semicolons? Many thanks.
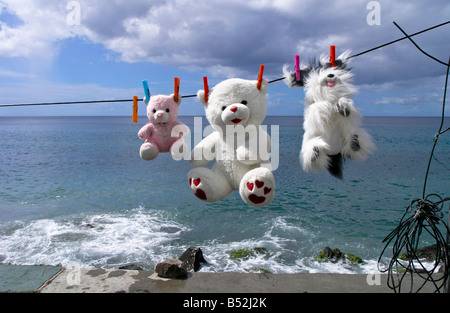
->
0;0;449;117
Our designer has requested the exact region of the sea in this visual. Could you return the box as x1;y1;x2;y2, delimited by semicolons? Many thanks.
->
0;116;449;274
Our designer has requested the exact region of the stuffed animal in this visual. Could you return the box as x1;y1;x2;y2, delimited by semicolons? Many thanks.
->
188;78;275;207
138;94;190;160
283;50;374;179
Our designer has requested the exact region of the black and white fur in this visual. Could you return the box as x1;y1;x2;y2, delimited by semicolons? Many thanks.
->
283;50;374;179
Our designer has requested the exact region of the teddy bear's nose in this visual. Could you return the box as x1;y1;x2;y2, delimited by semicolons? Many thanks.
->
230;106;238;113
157;113;163;118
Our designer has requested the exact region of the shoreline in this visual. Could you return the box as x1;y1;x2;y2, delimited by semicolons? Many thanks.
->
0;264;444;294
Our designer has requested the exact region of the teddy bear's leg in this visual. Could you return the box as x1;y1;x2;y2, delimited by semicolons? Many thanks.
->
341;128;375;161
300;135;330;173
239;167;275;207
140;142;160;160
188;167;233;203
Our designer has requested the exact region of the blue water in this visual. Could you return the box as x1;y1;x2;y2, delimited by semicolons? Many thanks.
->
0;116;449;273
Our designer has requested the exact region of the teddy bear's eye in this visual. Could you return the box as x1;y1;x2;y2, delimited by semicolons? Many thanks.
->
241;100;247;105
222;106;226;111
166;108;170;113
153;109;157;113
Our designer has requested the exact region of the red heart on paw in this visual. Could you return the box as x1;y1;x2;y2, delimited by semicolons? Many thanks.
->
264;187;272;195
193;178;201;187
247;182;254;191
195;189;207;200
249;194;266;204
255;180;264;189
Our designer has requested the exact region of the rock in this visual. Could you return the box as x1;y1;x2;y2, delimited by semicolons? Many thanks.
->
316;247;363;264
119;264;143;271
401;244;450;262
178;247;207;272
345;253;363;264
228;247;270;260
154;259;187;278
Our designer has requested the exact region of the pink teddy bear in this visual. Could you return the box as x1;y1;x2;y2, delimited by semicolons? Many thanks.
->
138;94;190;160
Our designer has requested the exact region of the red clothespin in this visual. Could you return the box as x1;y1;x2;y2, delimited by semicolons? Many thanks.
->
203;76;209;103
174;77;180;102
257;64;265;90
330;45;336;67
132;96;138;123
295;54;301;81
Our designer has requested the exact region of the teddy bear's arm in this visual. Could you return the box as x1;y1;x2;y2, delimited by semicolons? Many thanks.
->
237;129;271;165
138;123;154;140
190;132;219;168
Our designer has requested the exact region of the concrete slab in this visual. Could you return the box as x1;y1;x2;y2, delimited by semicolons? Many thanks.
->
0;264;63;293
38;268;442;293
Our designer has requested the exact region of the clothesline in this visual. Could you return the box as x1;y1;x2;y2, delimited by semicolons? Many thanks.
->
0;20;448;109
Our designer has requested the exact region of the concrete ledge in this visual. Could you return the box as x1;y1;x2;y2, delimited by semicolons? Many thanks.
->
1;265;445;294
38;268;440;293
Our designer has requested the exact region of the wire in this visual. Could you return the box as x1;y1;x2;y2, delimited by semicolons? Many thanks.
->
393;22;449;67
349;20;450;59
377;22;450;293
422;55;449;199
378;195;450;293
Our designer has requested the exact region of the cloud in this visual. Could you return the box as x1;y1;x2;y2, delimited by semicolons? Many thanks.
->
0;0;449;93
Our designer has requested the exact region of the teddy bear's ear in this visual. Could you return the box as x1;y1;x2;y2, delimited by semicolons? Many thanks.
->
197;89;210;107
258;79;269;95
170;93;182;106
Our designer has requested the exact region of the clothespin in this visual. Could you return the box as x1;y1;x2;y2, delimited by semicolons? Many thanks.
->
257;64;265;90
174;77;180;102
295;54;301;81
142;80;151;103
203;76;209;103
330;45;336;67
132;96;138;123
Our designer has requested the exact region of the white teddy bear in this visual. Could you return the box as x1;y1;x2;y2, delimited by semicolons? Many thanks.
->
188;77;275;207
284;50;375;179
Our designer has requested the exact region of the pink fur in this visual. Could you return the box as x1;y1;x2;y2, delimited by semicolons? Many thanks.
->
138;94;189;160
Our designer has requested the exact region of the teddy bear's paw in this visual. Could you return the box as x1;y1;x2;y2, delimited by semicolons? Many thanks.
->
337;97;353;117
342;129;375;161
188;168;233;203
350;134;360;152
140;143;159;160
300;145;330;173
240;168;275;207
188;177;208;201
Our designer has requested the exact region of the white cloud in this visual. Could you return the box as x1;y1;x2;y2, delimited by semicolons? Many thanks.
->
0;0;449;84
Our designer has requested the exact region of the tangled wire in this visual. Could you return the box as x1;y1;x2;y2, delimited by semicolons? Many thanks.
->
378;195;450;293
378;22;450;293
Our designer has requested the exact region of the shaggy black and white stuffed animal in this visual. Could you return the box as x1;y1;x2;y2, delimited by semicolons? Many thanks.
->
283;50;374;179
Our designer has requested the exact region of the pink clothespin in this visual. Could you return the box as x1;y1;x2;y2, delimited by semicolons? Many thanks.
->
295;54;301;81
330;45;336;67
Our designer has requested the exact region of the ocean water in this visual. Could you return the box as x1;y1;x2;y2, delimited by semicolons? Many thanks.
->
0;116;449;274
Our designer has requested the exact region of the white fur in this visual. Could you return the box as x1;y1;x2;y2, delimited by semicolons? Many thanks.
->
285;50;375;177
188;78;275;207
